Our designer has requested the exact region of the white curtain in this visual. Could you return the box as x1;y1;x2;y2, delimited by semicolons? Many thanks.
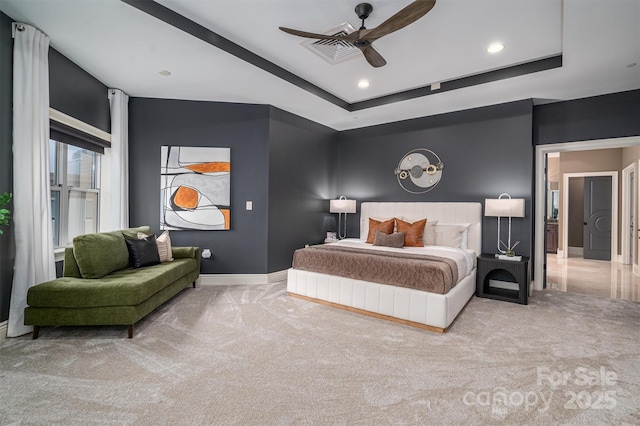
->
8;23;56;337
100;89;129;231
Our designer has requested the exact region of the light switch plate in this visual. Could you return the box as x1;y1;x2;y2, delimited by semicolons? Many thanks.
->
246;201;252;210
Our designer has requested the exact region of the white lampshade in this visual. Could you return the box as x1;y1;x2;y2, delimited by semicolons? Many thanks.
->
330;198;356;214
484;198;525;218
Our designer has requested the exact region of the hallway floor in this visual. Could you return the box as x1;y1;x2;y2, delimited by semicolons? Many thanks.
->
546;254;640;302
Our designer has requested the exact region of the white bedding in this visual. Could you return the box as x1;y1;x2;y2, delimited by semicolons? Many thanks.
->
328;238;475;282
288;202;482;331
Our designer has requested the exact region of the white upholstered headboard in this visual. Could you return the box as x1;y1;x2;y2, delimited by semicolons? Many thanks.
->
360;202;483;255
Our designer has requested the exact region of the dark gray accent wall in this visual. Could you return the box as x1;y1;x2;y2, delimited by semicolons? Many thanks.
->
0;12;15;322
49;48;110;132
337;100;535;257
129;98;271;274
534;90;640;145
128;100;339;275
267;107;338;272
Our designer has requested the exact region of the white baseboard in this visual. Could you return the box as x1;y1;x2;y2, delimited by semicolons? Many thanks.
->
268;270;288;283
568;246;584;256
0;321;6;344
197;270;288;286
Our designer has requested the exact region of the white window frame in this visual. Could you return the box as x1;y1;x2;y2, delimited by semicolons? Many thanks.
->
49;108;111;261
50;139;101;250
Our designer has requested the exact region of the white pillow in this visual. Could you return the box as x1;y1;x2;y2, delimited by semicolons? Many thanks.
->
156;230;174;262
435;223;470;249
423;219;438;245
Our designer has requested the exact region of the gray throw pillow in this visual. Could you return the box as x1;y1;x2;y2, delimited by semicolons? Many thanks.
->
373;230;405;248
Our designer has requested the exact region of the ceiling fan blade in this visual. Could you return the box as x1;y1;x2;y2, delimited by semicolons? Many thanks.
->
279;27;354;42
365;0;436;42
360;45;387;68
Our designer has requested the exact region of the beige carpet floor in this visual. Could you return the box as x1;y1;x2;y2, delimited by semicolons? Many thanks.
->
0;282;638;425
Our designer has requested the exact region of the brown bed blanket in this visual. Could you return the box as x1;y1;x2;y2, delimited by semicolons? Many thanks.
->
292;244;459;295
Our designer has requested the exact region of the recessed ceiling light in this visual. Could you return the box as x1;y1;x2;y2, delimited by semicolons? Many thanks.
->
357;79;370;89
487;42;504;54
159;70;172;76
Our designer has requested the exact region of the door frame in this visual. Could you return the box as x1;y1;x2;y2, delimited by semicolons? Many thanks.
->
561;171;617;260
534;136;640;292
637;159;640;275
621;163;635;265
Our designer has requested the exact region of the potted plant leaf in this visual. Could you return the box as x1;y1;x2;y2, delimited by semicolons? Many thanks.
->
0;192;11;234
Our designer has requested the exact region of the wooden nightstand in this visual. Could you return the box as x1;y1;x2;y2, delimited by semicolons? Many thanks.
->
476;254;529;305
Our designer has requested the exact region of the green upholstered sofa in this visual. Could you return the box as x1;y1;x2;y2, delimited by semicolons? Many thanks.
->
24;226;200;339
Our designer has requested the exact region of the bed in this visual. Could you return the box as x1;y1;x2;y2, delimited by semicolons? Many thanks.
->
287;202;482;332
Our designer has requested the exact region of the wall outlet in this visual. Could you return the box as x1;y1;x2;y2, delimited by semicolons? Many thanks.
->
246;201;253;210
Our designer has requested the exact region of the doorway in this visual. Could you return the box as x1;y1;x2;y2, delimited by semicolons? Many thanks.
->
534;136;640;292
622;163;635;266
560;171;617;261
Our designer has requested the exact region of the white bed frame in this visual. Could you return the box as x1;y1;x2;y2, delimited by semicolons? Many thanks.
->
287;202;482;332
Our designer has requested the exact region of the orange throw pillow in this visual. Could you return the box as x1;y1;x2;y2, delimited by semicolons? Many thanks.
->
396;218;427;247
366;218;395;243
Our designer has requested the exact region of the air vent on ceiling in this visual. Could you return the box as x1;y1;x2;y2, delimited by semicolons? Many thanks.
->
301;23;359;65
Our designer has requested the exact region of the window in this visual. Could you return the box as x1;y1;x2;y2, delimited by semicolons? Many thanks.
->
48;109;110;249
49;139;100;247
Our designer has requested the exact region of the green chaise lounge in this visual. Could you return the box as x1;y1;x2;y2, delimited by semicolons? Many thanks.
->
24;226;200;338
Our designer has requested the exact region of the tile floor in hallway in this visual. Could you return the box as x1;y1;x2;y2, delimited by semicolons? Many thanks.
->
546;254;640;302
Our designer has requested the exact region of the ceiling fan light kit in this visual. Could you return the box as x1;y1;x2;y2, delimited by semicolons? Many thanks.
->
279;0;437;68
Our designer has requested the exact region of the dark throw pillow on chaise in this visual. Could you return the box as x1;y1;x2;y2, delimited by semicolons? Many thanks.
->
125;235;161;269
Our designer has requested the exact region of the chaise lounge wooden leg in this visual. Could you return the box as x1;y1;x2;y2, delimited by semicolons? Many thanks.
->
32;326;40;340
192;281;196;288
127;324;133;338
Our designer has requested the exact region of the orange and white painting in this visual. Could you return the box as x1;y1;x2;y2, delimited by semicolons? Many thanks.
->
161;146;230;230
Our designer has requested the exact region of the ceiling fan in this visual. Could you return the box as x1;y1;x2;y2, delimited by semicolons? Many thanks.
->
279;0;436;68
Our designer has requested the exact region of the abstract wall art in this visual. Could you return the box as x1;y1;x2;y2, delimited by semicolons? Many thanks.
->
161;146;230;230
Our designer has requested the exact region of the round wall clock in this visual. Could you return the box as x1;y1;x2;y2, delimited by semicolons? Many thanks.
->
394;148;444;194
